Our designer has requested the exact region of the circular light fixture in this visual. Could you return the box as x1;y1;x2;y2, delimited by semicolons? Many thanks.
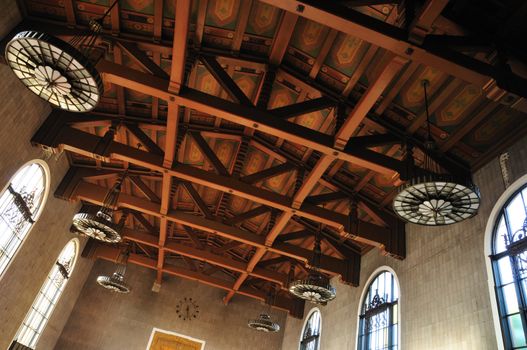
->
96;272;131;294
289;272;336;305
5;31;103;112
392;80;480;226
248;313;280;333
393;174;480;225
72;170;126;243
72;212;122;243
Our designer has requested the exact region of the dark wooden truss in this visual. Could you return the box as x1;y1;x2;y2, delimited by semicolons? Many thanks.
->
6;0;527;318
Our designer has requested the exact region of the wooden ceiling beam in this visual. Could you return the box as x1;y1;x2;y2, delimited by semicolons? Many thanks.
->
93;244;303;317
63;0;76;27
240;162;297;185
96;60;402;174
121;228;288;285
214;240;243;253
231;0;253;53
129;175;161;203
125;124;164;155
189;131;229;176
179;225;203;249
180;181;214;219
269;11;298;65
67;179;354;278
270;97;336;119
258;256;290;267
334;54;408;150
37;124;355;230
130;211;156;233
259;0;527;100
275;229;312;243
153;0;163;42
199;55;253;106
115;40;169;80
228;206;271;225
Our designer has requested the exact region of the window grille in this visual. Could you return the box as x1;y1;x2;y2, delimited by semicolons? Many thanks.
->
491;185;527;349
14;240;78;349
358;271;399;350
0;163;46;277
300;309;321;350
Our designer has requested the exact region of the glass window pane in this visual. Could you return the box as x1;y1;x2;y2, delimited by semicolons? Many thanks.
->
494;216;508;254
506;195;526;238
498;258;514;285
0;163;46;278
508;314;527;347
14;240;77;348
501;283;520;314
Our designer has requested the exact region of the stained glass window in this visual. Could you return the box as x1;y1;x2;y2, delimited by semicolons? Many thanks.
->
14;239;78;349
300;309;321;350
358;271;399;350
491;186;527;349
0;162;47;277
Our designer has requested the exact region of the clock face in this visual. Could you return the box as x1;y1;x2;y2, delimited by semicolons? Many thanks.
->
175;297;200;321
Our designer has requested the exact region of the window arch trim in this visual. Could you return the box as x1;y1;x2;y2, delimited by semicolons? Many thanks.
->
355;266;401;350
0;159;50;279
298;307;322;350
484;173;527;350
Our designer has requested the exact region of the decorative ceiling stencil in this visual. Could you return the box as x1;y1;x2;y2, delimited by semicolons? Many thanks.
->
246;2;281;37
206;0;240;29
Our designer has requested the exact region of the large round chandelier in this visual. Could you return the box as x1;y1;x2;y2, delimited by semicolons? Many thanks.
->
288;225;336;305
392;80;480;225
3;1;119;112
72;170;126;243
97;246;131;294
248;288;281;332
248;313;280;333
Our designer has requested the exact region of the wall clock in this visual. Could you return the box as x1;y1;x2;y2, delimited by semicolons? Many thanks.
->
176;297;200;321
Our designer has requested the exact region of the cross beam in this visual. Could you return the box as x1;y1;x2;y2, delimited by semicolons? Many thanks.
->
57;172;359;283
92;244;305;318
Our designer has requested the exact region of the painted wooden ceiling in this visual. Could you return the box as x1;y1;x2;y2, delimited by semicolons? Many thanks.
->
17;0;527;297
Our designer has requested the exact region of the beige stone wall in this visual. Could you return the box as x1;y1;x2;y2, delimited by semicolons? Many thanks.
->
281;135;527;350
0;22;94;349
55;261;287;350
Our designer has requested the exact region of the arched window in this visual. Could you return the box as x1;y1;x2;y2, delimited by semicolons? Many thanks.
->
358;270;399;350
0;161;48;277
13;239;78;348
300;308;321;350
491;184;527;349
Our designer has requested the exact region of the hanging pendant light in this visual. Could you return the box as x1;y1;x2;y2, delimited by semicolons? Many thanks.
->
289;223;336;305
248;287;281;333
392;80;480;226
3;1;119;112
72;169;127;243
97;245;131;294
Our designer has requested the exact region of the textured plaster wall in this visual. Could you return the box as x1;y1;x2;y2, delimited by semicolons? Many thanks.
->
0;8;94;348
55;261;287;350
281;135;527;350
